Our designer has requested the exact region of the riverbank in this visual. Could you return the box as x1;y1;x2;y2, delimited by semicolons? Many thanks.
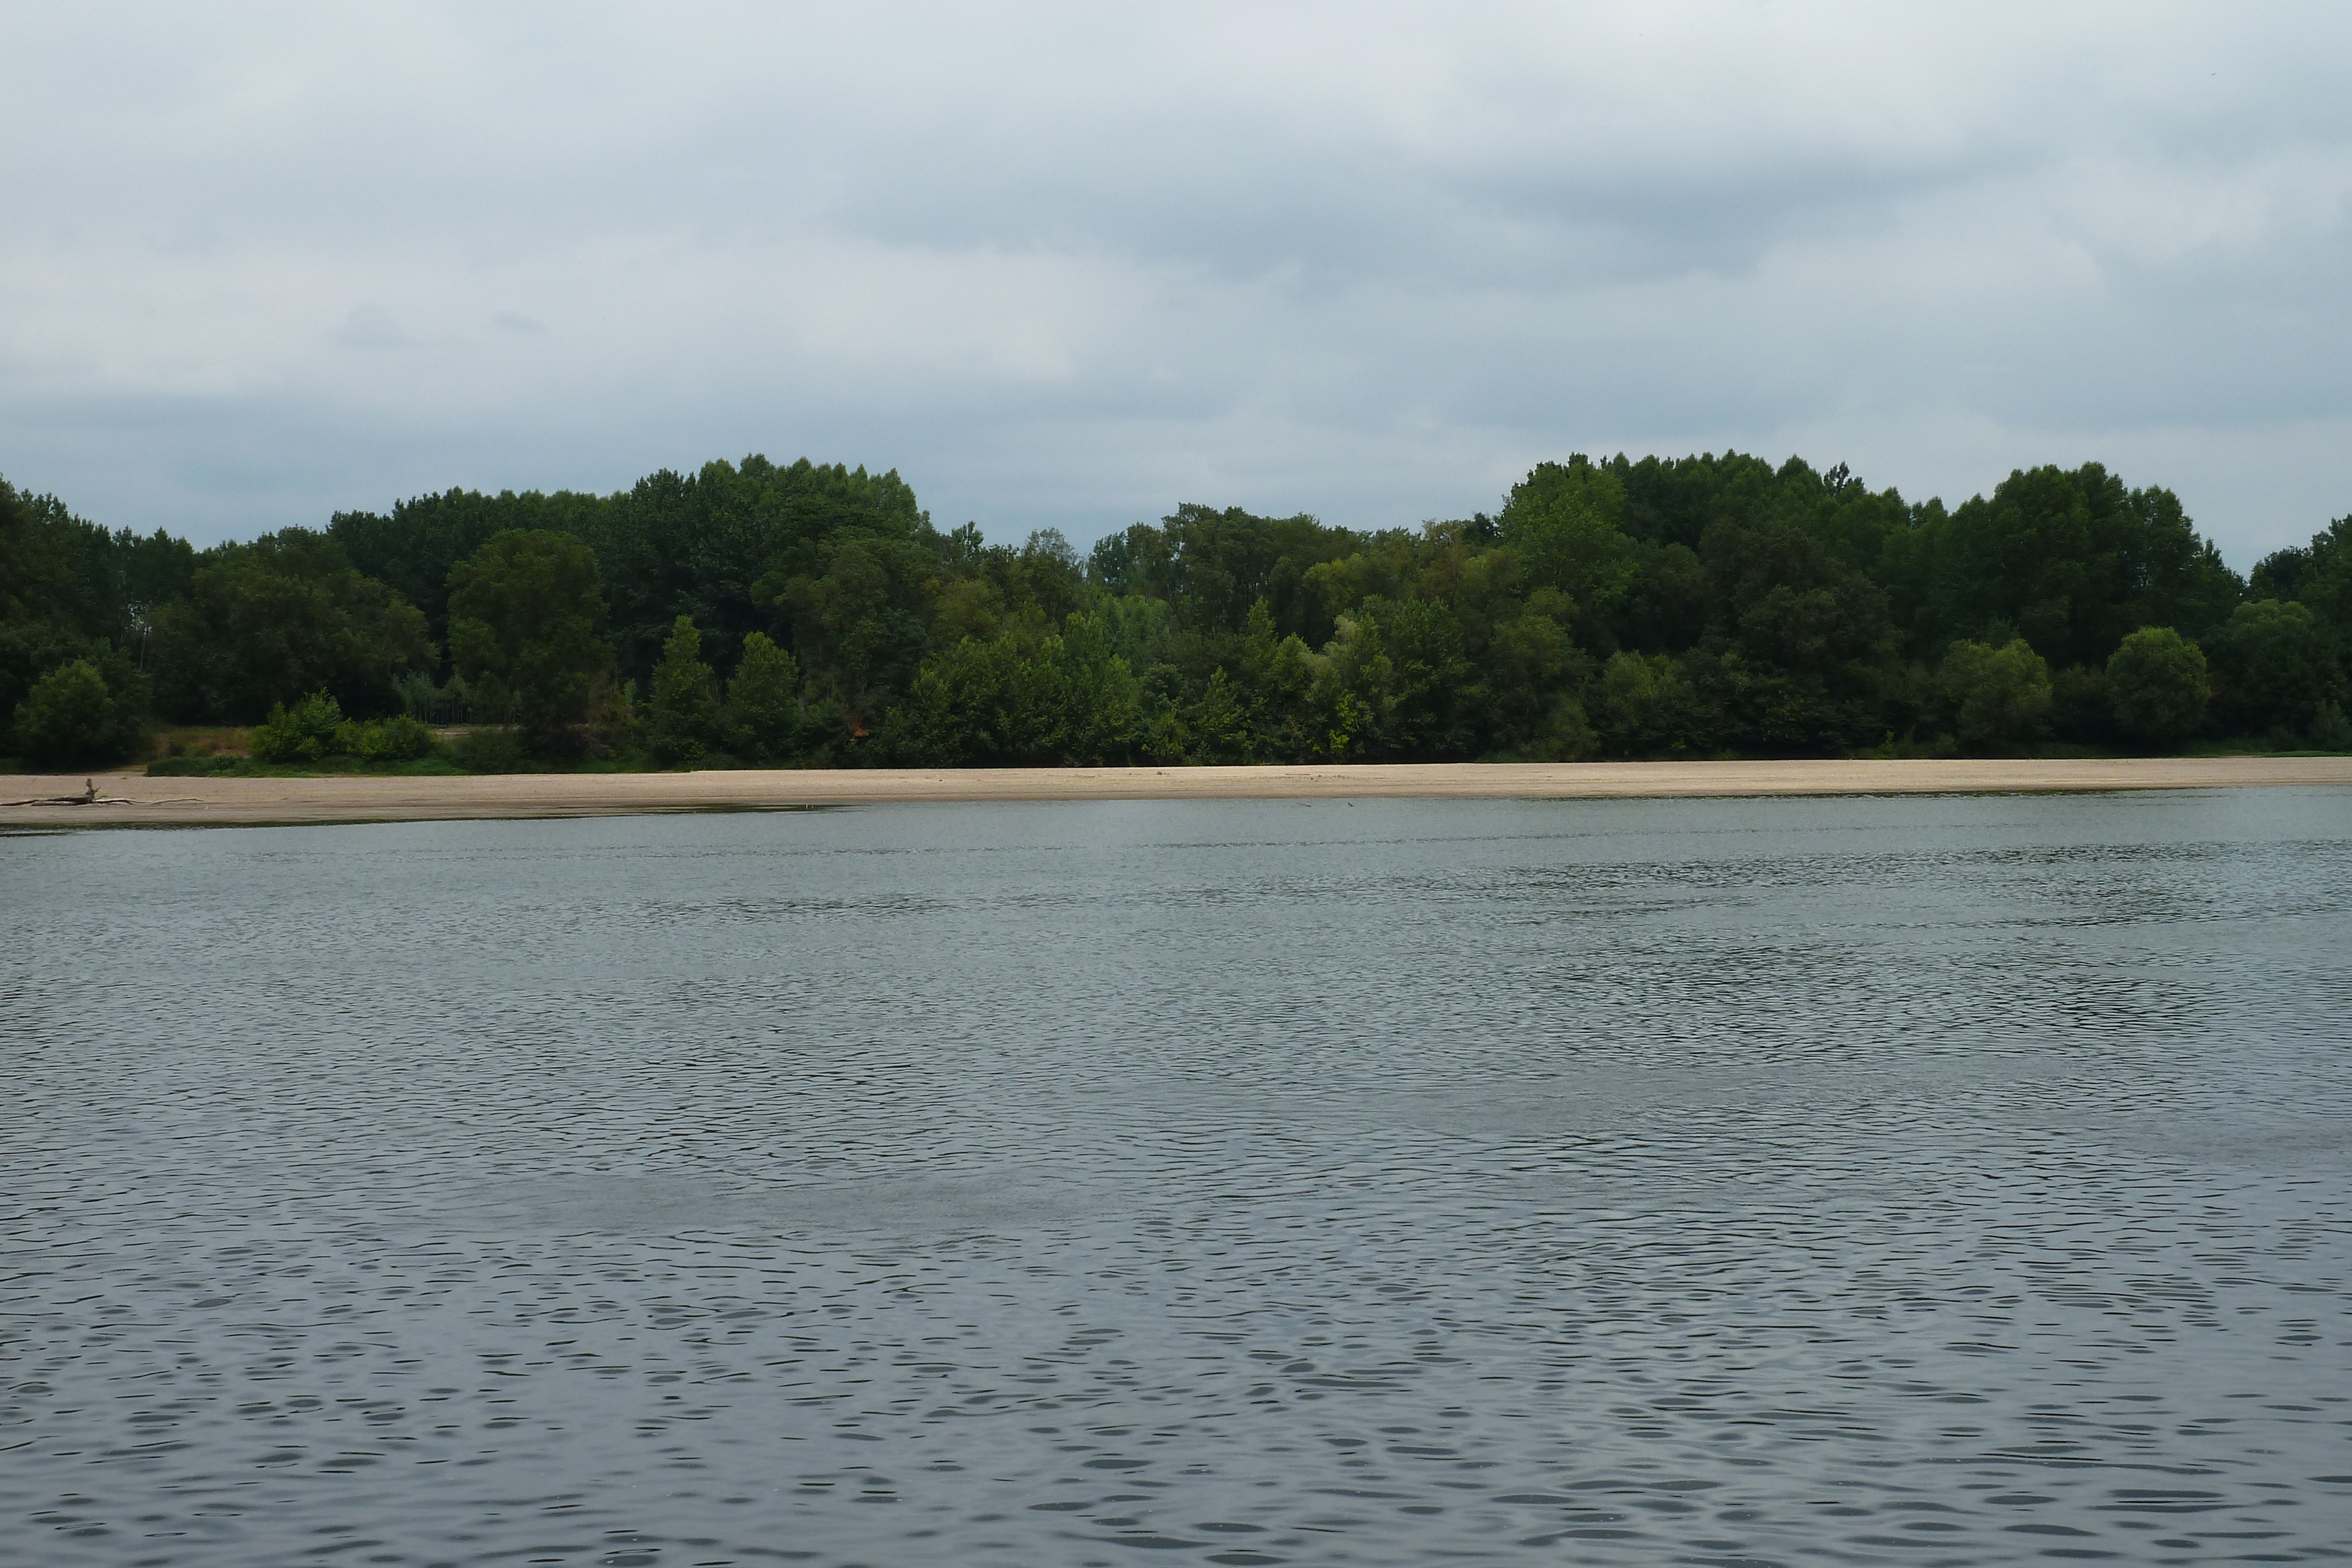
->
4;755;2348;830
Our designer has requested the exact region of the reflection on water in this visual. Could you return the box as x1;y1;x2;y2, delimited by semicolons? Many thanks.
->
4;790;2350;1566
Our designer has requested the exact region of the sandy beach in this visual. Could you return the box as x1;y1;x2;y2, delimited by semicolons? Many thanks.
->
1;755;2346;830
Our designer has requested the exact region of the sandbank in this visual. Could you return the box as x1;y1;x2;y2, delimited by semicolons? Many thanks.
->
2;755;2347;831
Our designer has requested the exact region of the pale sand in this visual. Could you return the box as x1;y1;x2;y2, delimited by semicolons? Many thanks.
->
1;756;2347;830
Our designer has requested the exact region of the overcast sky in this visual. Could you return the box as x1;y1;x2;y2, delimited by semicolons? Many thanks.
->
5;2;2348;566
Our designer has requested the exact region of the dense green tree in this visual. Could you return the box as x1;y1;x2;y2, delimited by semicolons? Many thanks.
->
885;636;1032;763
2106;627;2210;744
1182;668;1250;761
1922;465;2239;668
0;618;93;754
332;486;601;655
723;632;806;762
2206;600;2342;739
446;529;613;748
146;530;430;722
1;478;175;750
1594;651;1715;757
615;457;940;690
887;613;1157;765
1;476;195;648
2282;517;2352;638
760;532;936;725
335;457;947;699
1214;601;1318;758
2249;544;2311;601
1683;646;1863;754
0;480;43;622
2049;664;2113;744
10;449;2305;766
1939;638;2053;748
12;654;144;767
1482;599;1590;757
1498;456;1639;622
646;615;721;765
1090;504;1357;640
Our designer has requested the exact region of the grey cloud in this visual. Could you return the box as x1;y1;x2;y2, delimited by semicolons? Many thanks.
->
2;1;2349;566
331;305;415;349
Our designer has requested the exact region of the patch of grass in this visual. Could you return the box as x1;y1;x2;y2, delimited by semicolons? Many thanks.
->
145;730;686;778
449;728;529;773
147;755;314;778
152;726;253;761
147;753;472;778
2181;738;2315;757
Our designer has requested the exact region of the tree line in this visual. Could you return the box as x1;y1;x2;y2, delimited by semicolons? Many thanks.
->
5;450;2348;769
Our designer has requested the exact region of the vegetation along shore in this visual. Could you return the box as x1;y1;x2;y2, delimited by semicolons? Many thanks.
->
5;450;2350;779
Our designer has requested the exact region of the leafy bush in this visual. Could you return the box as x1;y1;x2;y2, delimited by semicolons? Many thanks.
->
250;691;345;762
1939;638;2053;747
13;657;141;767
2106;626;2209;744
337;713;435;761
146;753;249;777
1594;651;1714;758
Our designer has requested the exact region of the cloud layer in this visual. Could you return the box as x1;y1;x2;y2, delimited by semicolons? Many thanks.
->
5;1;2349;563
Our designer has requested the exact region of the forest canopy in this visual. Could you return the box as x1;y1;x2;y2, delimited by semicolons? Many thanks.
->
5;452;2348;768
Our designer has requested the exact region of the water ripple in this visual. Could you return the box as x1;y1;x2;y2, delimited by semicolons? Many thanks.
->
2;790;2348;1565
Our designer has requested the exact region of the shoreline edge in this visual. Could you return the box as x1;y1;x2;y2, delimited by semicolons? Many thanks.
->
5;755;2350;830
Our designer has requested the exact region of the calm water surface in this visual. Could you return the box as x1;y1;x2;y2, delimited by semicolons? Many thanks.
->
4;791;2350;1567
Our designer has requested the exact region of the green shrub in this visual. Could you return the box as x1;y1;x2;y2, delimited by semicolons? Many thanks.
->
250;691;346;762
2106;626;2209;744
1938;638;2053;747
147;754;248;777
13;657;139;767
337;713;435;761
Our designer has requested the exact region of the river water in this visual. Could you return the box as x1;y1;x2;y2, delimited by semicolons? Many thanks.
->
3;790;2349;1567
